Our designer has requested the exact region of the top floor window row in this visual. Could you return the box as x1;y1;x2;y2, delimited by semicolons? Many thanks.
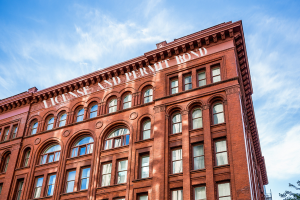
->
169;65;221;95
0;123;19;142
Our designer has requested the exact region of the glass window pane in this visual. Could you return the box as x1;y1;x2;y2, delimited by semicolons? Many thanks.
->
75;137;94;146
198;72;205;79
118;160;128;171
171;80;178;87
143;130;151;140
172;114;181;123
34;187;42;198
81;178;89;190
199;79;206;86
172;123;182;134
193;145;204;157
102;174;111;186
143;121;151;130
115;138;121;148
216;141;227;152
195;186;206;200
140;195;148;200
213;104;223;113
216;152;228;166
82;168;90;178
103;163;112;174
77;115;84;122
212;68;220;76
105;140;113;149
37;177;44;187
90;111;97;118
173;160;183;173
141;166;149;178
47;185;54;196
193;118;202;129
185;84;192;90
125;134;130;145
185;76;191;83
172;149;182;160
218;183;231;197
41;155;47;164
117;171;127;184
219;197;231;200
48;175;56;185
142;156;149;166
67;171;76;181
66;181;74;193
71;148;78;157
213;75;221;82
44;145;61;153
172;190;183;200
194;156;205;170
48;154;54;163
214;113;224;124
79;146;86;156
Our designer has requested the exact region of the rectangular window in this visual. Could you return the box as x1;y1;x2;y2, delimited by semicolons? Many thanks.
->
46;174;56;196
80;167;90;190
12;125;18;139
215;140;228;166
0;183;3;194
15;179;24;200
184;75;192;90
33;177;44;198
141;155;150;178
193;145;205;170
101;163;112;187
198;71;206;86
172;149;182;174
139;194;148;200
3;127;9;141
172;189;183;200
171;79;179;94
195;186;206;200
218;183;231;200
66;170;76;193
117;160;128;184
212;67;221;83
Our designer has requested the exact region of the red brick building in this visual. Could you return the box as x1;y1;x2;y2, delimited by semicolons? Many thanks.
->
0;21;268;200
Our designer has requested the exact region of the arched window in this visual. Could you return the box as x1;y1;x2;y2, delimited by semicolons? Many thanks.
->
104;128;130;150
1;153;10;173
40;145;61;165
123;94;132;109
58;112;67;127
213;103;224;124
108;99;117;113
31;121;38;135
71;137;94;157
172;113;182;134
23;148;31;167
192;109;203;129
76;108;84;122
142;120;151;140
90;104;98;118
47;116;54;130
144;88;153;103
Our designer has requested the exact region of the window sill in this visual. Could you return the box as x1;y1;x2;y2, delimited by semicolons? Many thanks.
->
132;177;152;182
169;132;182;138
168;173;183;177
190;168;206;174
101;145;129;153
189;128;204;133
60;189;88;196
35;161;59;168
98;183;126;189
210;123;226;128
213;164;230;169
134;138;154;144
66;153;92;161
30;195;52;200
16;166;30;171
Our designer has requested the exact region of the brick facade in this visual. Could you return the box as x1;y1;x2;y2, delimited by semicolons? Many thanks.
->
0;21;268;200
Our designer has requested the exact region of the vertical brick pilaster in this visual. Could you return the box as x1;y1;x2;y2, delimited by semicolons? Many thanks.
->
182;111;191;199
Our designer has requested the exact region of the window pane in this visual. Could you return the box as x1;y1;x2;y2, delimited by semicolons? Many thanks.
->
213;104;223;113
55;152;60;161
48;154;54;163
102;174;111;186
171;88;178;94
173;123;182;134
143;130;151;140
195;186;206;200
75;137;94;146
218;183;231;197
141;166;149;178
67;171;76;181
172;149;182;160
198;72;205;80
66;181;74;193
171;80;178;87
115;138;121;148
41;155;47;164
172;190;183;200
192;109;202;118
81;178;89;190
143;121;151;130
118;160;128;171
71;148;78;157
214;113;224;124
194;156;205;170
117;171;127;184
216;152;228;166
44;145;61;153
213;75;221;83
193;145;204;157
142;156;149;166
212;67;220;76
103;163;112;173
215;141;227;152
77;115;84;122
125;134;130;145
79;146;86;156
173;160;183;173
47;175;56;196
48;175;56;185
47;185;54;196
140;195;148;200
172;114;181;123
199;79;206;86
185;76;191;84
219;197;231;200
193;118;202;129
36;177;43;187
34;187;42;198
82;168;90;178
185;84;192;90
105;140;113;150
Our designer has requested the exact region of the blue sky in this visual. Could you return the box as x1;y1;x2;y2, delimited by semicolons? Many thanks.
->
1;0;300;198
